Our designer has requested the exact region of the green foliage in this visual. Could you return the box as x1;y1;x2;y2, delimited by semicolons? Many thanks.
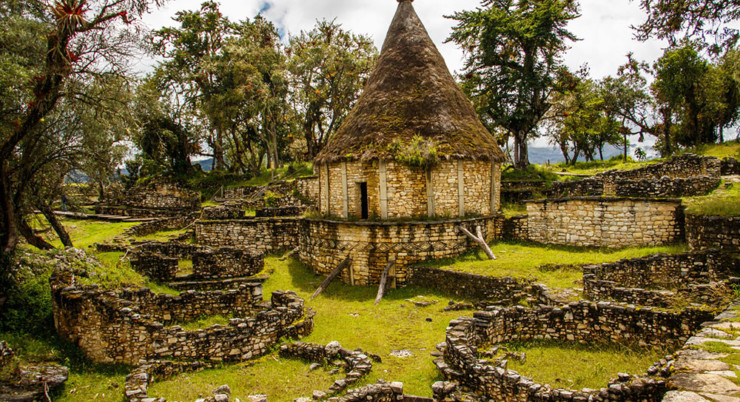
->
263;191;278;208
502;341;667;390
634;0;740;52
684;181;740;216
447;0;580;168
387;135;439;169
287;19;378;158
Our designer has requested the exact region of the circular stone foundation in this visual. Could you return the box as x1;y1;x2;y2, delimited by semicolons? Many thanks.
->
298;216;500;286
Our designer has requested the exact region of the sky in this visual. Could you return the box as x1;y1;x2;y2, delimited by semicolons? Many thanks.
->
140;0;670;78
139;0;671;154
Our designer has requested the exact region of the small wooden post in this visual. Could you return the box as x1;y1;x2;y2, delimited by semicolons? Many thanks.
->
310;257;351;300
374;260;395;306
459;225;496;260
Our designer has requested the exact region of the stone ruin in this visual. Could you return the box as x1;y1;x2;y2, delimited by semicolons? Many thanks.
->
546;153;735;199
97;180;201;218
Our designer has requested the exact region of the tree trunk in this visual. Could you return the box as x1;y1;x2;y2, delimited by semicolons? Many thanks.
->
623;133;628;162
0;168;19;255
661;107;673;156
39;204;73;248
513;131;530;169
18;218;53;251
310;256;351;300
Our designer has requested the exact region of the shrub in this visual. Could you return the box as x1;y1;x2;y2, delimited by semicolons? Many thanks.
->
387;135;439;169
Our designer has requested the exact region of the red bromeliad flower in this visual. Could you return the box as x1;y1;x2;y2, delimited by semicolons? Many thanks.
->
67;51;80;63
51;0;88;27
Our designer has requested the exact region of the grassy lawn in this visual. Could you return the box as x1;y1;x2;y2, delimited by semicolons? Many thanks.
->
680;141;740;159
545;156;659;177
147;256;476;400
684;181;740;216
500;341;666;390
31;216;138;249
425;242;687;289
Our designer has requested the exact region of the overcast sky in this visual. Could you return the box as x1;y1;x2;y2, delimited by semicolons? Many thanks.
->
141;0;670;78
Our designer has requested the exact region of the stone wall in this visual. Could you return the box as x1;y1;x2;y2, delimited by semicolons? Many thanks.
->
598;154;722;181
130;251;179;281
125;214;198;237
192;248;264;279
501;180;546;204
407;266;531;302
686;214;740;252
502;215;528;241
722;156;740;175
583;251;737;307
51;269;312;364
125;182;200;210
317;160;500;219
202;205;245;220
664;302;740;401
436;302;715;401
526;197;684;248
548;176;721;198
298;216;503;286
194;217;300;253
296;176;320;205
255;206;306;217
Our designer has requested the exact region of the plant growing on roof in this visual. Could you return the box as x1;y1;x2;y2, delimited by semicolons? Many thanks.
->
387;135;439;169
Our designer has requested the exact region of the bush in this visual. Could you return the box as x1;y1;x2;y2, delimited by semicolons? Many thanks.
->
388;135;439;169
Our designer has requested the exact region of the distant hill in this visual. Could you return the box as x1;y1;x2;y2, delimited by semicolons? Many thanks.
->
526;145;630;165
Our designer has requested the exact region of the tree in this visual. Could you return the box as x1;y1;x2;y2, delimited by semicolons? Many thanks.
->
151;1;235;171
0;0;160;261
634;0;740;53
447;0;580;169
287;20;377;159
546;75;625;164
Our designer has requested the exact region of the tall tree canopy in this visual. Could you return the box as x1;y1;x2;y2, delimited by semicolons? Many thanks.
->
447;0;580;169
287;20;377;159
0;0;160;261
635;0;740;53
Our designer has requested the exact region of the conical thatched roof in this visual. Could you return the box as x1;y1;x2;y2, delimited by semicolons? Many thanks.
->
314;0;507;165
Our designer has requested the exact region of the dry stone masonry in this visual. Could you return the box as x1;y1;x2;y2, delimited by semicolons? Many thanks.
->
51;268;312;364
434;302;716;401
583;251;739;307
547;154;732;198
686;214;740;252
527;197;684;248
298;216;503;286
663;302;740;401
195;217;300;253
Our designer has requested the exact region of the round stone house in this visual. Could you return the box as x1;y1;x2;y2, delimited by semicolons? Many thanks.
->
299;0;507;286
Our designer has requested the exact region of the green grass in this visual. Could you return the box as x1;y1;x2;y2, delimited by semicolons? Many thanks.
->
178;315;233;331
502;341;666;390
148;256;476;400
134;228;191;242
425;242;687;289
684;181;740;216
501;164;561;185
29;216;138;250
545;156;658;177
147;357;340;401
679;141;740;159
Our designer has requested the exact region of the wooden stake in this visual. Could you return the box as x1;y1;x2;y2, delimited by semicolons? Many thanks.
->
374;260;395;306
459;226;496;260
310;257;351;300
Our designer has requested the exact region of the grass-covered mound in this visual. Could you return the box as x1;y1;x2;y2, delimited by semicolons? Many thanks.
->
424;241;687;289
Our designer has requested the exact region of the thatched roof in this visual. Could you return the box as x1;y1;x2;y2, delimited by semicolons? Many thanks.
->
314;0;507;165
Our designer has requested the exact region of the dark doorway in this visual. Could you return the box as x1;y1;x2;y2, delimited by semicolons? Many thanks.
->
360;182;369;219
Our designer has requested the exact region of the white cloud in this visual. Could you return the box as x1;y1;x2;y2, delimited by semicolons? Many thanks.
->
141;0;667;78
